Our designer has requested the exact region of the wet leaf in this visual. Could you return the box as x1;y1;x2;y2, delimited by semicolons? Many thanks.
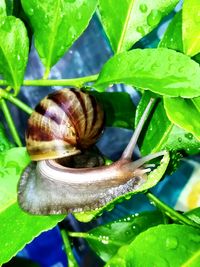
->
98;0;179;53
159;11;183;52
0;16;29;95
21;0;97;76
135;92;200;156
86;211;165;262
164;97;200;141
0;148;64;265
183;0;200;57
95;48;200;98
107;225;200;267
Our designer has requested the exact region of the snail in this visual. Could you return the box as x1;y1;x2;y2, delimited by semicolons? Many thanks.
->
18;88;166;214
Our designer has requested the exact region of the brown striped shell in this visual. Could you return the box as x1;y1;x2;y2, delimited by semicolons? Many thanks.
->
26;88;104;161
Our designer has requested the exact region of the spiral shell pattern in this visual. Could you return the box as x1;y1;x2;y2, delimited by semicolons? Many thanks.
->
26;88;104;161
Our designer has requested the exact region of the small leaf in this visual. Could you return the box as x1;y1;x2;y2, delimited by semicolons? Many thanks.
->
74;152;170;222
164;97;200;141
135;92;200;156
159;11;183;52
98;0;179;53
0;0;6;17
0;16;29;95
95;48;200;98
185;207;200;225
183;0;200;57
124;225;200;267
87;211;165;262
91;91;135;129
0;148;64;265
21;0;97;75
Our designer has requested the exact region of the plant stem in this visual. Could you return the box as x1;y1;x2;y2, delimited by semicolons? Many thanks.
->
146;192;200;229
60;229;78;267
0;90;33;115
0;74;98;87
0;99;22;147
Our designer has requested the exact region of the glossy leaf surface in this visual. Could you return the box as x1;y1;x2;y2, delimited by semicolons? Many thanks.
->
164;97;200;141
183;0;200;56
0;16;29;95
95;48;200;98
135;92;200;156
0;0;6;17
159;11;183;52
125;224;200;266
99;0;179;53
74;152;170;222
21;0;97;75
87;211;165;262
0;148;64;265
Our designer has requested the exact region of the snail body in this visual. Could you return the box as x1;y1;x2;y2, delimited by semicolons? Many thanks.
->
18;89;166;214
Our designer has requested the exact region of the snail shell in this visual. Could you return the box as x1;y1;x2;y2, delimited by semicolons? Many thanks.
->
26;88;104;161
18;91;166;214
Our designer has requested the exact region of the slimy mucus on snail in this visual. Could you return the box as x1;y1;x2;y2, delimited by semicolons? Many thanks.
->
17;88;166;214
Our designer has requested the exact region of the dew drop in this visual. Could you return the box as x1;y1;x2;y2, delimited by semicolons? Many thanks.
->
44;15;49;23
147;10;162;27
136;26;145;35
185;133;193;140
27;8;34;16
139;4;148;13
17;54;21;61
0;144;5;152
125;194;131;200
178;66;184;72
77;12;82;20
166;236;178;249
178;137;182;142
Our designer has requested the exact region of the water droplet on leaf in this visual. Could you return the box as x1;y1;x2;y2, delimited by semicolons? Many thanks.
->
27;8;34;16
178;137;182;142
147;10;162;27
136;26;145;35
139;4;148;13
166;236;178;249
185;133;193;140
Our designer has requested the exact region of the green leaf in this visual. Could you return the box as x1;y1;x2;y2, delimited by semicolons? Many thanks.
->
123;224;200;267
183;0;200;57
5;0;14;15
91;92;135;129
159;11;183;52
87;211;165;262
135;92;200;156
95;48;200;98
98;0;179;54
74;152;170;222
0;16;29;95
0;148;64;265
0;0;6;17
0;122;14;152
164;97;200;141
21;0;97;76
185;207;200;225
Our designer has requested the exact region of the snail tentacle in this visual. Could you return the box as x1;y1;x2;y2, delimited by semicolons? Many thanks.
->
121;98;154;160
